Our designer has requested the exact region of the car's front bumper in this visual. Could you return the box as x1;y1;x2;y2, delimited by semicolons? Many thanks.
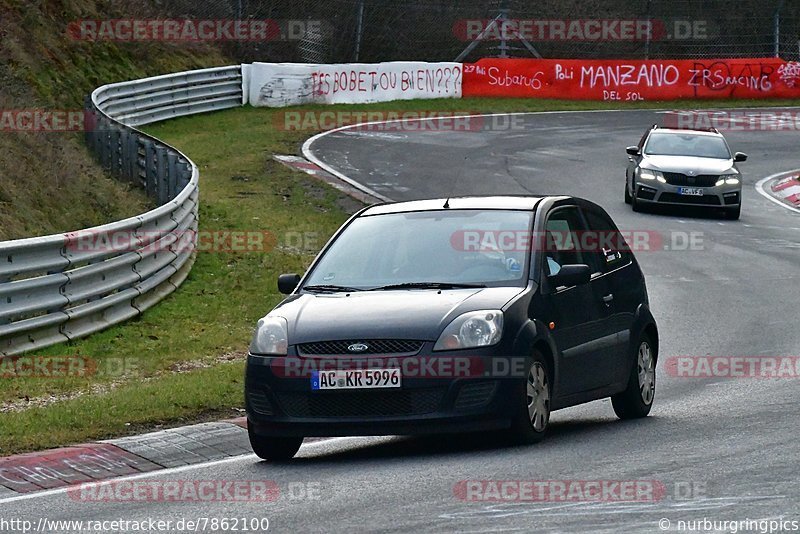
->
245;351;522;438
635;181;741;208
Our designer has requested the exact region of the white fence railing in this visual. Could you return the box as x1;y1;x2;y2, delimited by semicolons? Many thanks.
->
0;66;242;357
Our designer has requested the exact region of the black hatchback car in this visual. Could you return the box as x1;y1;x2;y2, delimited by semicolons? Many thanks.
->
246;196;659;460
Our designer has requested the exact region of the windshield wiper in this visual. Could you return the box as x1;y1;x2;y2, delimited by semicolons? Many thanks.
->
370;282;487;291
303;284;365;293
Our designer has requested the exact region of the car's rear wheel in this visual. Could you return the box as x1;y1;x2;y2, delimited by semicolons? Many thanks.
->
509;352;551;444
612;333;656;419
248;426;303;461
624;180;632;204
725;205;741;220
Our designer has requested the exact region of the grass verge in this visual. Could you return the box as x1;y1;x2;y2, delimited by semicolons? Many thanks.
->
2;96;799;455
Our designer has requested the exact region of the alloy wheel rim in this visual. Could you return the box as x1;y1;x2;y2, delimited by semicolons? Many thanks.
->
527;362;550;432
637;342;656;405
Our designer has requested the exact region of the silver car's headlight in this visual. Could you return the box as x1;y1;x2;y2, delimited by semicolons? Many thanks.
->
434;310;503;351
716;172;741;186
250;316;289;355
639;169;666;183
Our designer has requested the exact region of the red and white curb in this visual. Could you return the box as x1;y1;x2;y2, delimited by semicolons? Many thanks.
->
756;170;800;214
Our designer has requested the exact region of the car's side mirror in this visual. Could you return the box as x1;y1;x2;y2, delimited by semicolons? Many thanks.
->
278;273;301;294
734;152;748;162
548;264;592;288
626;146;641;156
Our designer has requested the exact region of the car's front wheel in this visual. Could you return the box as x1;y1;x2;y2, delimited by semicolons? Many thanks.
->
725;204;741;220
509;352;551;444
624;180;632;204
612;333;656;419
248;426;303;461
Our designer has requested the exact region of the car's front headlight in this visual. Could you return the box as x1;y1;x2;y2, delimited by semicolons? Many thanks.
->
639;169;666;183
250;316;289;355
434;310;503;351
714;172;742;187
716;172;740;186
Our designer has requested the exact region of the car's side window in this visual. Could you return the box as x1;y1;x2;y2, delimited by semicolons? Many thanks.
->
543;207;588;277
582;208;632;274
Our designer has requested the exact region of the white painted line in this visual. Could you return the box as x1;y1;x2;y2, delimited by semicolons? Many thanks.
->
0;436;360;505
755;170;800;215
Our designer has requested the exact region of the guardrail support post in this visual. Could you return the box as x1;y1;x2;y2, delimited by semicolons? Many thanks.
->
143;139;156;200
156;146;169;204
167;152;179;200
111;127;123;178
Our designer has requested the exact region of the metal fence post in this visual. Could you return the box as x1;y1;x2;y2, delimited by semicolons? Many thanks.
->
156;145;169;205
167;151;179;200
143;139;157;200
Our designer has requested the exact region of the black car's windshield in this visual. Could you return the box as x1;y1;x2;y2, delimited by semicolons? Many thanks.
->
303;209;533;290
644;132;731;159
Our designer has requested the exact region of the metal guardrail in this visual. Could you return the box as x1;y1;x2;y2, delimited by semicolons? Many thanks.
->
0;65;243;357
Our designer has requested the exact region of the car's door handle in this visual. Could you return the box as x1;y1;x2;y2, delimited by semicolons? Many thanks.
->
602;294;614;304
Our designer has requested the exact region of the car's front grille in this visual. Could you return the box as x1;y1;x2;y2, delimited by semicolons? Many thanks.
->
276;388;444;417
297;339;424;356
658;193;721;205
663;172;719;187
454;381;498;410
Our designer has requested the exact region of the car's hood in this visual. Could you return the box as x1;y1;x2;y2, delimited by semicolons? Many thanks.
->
642;155;735;174
272;287;526;343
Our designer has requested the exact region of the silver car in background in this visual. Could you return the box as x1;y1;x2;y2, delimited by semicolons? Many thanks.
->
625;126;747;220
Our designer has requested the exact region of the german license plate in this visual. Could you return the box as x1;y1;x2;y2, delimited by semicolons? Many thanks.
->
311;369;401;390
678;187;704;196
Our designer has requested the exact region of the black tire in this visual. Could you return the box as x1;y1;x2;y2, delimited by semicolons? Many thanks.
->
612;332;656;419
624;180;632;204
725;205;741;220
248;426;303;461
508;351;551;444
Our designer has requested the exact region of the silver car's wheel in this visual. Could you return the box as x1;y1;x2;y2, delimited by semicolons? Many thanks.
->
527;362;551;432
637;341;655;406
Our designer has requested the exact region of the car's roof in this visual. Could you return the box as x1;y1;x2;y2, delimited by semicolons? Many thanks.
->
651;127;723;138
362;195;548;216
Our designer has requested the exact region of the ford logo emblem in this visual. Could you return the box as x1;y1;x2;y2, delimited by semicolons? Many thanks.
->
347;343;369;353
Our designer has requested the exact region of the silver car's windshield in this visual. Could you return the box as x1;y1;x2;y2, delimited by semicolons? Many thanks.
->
303;209;533;289
644;132;731;159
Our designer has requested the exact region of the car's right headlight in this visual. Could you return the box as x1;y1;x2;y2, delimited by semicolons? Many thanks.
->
250;316;289;355
434;310;503;351
639;169;666;183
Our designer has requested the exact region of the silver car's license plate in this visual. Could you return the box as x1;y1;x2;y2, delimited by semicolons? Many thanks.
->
678;187;704;196
311;369;401;390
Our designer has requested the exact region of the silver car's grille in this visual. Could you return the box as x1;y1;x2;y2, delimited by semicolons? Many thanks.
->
663;172;719;187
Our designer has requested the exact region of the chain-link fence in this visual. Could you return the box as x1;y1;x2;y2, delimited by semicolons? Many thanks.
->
157;0;800;63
